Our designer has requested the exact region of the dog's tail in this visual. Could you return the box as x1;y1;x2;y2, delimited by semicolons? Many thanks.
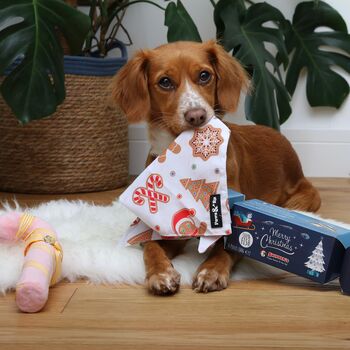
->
284;178;321;213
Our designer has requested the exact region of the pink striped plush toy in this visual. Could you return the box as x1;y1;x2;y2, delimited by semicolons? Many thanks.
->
0;212;63;313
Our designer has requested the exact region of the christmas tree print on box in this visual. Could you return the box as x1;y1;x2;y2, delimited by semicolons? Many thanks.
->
305;239;326;277
180;178;219;210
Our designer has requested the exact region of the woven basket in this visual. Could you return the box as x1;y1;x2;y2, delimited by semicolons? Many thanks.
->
0;48;128;194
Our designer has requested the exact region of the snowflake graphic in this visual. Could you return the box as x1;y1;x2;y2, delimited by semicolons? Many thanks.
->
189;125;224;161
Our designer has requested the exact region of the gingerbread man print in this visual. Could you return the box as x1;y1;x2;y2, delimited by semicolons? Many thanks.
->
172;208;207;237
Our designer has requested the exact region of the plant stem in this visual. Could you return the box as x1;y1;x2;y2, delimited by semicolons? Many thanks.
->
120;22;133;45
116;0;166;13
98;0;108;55
109;9;127;44
210;0;216;7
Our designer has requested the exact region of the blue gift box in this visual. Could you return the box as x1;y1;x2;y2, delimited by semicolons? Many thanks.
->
225;199;350;287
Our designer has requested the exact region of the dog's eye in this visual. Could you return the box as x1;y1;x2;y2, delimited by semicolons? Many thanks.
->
198;71;211;85
158;77;174;90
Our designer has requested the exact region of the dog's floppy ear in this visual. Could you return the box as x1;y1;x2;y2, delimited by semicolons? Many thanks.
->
205;41;249;113
110;50;150;123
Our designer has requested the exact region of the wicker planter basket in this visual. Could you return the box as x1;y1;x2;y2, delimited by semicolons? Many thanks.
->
0;44;128;194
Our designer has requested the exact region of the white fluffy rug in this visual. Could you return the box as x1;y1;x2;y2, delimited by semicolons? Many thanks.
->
0;199;348;293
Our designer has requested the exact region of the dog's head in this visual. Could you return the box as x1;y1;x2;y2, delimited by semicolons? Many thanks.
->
111;40;249;136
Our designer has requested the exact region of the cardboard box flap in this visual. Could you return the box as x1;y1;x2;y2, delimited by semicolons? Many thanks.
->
227;189;245;208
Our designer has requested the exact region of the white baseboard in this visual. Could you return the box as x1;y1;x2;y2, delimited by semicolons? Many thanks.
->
128;124;350;178
282;129;350;178
128;124;150;175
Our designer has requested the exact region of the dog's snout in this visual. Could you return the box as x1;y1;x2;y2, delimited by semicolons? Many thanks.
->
184;108;207;127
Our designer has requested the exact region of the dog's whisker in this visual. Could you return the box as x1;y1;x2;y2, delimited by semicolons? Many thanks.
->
150;111;178;118
149;116;176;129
149;120;169;129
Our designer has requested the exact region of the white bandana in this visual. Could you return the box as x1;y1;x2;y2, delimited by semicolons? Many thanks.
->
119;116;231;253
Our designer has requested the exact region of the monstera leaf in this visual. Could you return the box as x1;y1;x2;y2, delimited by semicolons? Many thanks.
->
0;0;90;123
214;0;291;130
165;0;201;43
285;1;350;108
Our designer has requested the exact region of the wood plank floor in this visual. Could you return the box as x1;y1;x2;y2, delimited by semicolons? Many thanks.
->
0;178;350;350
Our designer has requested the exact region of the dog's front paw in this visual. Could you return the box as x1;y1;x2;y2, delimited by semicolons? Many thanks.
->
146;267;181;296
192;268;229;293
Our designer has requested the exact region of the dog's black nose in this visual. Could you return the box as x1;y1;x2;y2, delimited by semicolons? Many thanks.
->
184;108;207;127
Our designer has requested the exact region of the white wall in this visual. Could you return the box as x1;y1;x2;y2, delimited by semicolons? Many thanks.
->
117;0;350;177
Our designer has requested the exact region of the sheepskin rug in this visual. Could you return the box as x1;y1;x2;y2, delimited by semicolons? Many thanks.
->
0;199;348;293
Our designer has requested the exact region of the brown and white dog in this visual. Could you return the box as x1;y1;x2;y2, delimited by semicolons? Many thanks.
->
111;40;321;295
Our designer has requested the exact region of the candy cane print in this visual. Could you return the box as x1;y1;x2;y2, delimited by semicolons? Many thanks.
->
132;174;170;214
132;188;146;206
157;141;182;163
147;174;169;213
147;174;163;189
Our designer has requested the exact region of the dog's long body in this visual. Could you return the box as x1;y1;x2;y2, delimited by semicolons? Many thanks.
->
112;41;321;295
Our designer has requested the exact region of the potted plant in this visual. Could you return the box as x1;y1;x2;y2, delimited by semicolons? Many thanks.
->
0;0;194;193
0;0;131;193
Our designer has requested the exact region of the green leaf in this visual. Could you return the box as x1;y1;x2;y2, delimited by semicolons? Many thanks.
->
0;0;91;123
165;0;201;43
214;0;245;52
214;0;291;130
285;0;350;108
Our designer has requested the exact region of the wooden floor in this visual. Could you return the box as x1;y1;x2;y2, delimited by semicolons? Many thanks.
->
0;178;350;350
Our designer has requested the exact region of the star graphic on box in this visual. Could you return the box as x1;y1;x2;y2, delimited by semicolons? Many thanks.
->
189;124;224;161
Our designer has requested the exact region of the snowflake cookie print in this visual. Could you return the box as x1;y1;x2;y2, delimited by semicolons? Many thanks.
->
189;124;224;161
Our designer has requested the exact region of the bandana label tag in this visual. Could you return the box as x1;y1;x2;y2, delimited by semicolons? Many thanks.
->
210;194;223;229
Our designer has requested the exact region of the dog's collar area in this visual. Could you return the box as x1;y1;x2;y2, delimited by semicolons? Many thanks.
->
148;126;176;157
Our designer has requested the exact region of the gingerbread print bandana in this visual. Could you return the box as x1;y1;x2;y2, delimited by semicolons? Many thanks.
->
119;116;231;253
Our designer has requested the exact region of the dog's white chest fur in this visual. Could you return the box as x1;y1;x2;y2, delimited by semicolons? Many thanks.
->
148;127;175;156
